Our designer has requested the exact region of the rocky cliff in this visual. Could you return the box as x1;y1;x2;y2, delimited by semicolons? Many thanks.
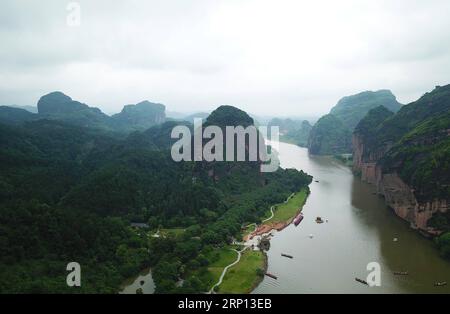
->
353;87;450;235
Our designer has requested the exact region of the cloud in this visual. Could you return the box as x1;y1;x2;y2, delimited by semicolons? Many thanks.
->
0;0;449;116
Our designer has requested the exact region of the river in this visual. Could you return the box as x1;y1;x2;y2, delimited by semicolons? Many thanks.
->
254;141;450;293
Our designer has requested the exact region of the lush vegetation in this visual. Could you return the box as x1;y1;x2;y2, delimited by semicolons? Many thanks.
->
0;106;37;125
0;91;167;134
111;100;166;132
330;90;401;129
0;103;312;293
353;85;450;259
264;188;308;224
353;105;394;139
435;232;450;259
217;250;265;294
307;114;352;155
355;85;450;202
190;246;238;291
308;90;402;155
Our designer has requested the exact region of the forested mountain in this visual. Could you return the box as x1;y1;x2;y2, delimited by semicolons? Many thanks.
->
0;92;168;134
111;101;166;132
288;120;313;147
9;105;38;113
353;85;450;258
268;118;312;147
0;104;312;293
330;90;402;129
0;106;38;125
308;90;402;155
37;92;113;131
307;114;352;155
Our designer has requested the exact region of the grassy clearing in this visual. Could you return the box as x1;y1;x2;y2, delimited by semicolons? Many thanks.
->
265;188;308;224
206;247;238;268
159;228;185;237
218;250;265;294
191;246;239;290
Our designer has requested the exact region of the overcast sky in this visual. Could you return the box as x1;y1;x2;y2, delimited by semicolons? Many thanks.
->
1;0;450;116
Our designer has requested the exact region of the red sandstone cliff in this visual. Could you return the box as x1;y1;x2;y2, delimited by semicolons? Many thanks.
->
352;133;447;235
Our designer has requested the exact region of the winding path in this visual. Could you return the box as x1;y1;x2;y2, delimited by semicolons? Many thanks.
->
262;206;275;223
209;248;247;294
262;192;295;223
210;192;297;293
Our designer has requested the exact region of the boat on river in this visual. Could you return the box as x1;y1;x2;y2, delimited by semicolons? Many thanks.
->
355;278;368;286
294;213;304;226
435;282;447;287
265;273;278;280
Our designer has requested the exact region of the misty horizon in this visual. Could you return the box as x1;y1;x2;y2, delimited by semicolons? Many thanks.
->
2;0;450;117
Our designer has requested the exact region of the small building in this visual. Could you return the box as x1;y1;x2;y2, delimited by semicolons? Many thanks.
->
130;222;149;229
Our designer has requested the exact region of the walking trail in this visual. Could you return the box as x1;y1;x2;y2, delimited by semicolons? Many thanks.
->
209;192;296;293
209;247;247;294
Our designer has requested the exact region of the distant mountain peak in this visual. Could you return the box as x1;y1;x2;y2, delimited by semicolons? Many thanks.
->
38;91;73;104
37;91;88;115
112;100;166;131
206;105;254;127
120;100;165;113
330;89;402;130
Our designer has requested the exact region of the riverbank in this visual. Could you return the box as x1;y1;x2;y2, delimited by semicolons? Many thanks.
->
254;141;450;294
244;188;309;241
208;187;309;293
127;183;310;294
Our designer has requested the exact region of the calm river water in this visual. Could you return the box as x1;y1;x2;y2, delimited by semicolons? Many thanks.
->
254;141;450;293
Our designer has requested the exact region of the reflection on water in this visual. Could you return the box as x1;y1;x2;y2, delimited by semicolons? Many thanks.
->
120;268;155;294
253;141;450;294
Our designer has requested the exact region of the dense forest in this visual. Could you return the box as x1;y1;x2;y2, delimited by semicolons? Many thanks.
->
307;114;352;155
308;90;402;155
0;97;312;293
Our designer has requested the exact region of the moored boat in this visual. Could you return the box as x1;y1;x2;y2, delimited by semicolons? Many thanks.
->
294;213;304;226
